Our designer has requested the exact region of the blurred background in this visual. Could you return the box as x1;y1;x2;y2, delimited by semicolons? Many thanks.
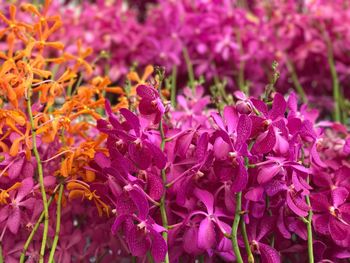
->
2;0;350;121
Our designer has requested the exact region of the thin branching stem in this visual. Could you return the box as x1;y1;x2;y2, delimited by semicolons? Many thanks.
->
301;148;314;263
26;87;49;263
328;47;341;123
241;220;254;263
20;184;60;263
305;173;314;263
183;47;195;92
159;119;170;263
0;243;3;263
156;71;170;263
232;192;243;263
305;193;314;263
286;59;307;104
171;66;177;107
48;183;64;263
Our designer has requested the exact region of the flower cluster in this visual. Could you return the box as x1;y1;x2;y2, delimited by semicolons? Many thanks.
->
94;78;350;262
0;2;126;262
0;1;349;263
37;0;350;118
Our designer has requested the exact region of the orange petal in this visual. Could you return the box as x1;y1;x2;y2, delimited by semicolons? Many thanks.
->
68;189;85;201
9;137;23;157
127;71;140;82
85;170;95;183
141;65;154;81
66;181;89;190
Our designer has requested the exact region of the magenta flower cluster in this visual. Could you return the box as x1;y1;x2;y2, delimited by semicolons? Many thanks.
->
0;1;349;262
89;84;349;262
57;0;350;102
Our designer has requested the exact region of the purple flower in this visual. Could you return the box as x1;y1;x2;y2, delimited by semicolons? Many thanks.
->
112;214;167;262
250;93;288;155
0;177;34;234
311;189;350;246
247;218;281;263
136;84;165;125
212;107;252;192
184;188;231;251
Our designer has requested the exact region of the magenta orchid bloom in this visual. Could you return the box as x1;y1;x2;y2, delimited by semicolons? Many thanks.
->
136;84;165;125
0;177;34;234
112;213;167;262
311;189;350;246
250;93;288;155
246;218;281;263
184;188;231;251
212;107;252;192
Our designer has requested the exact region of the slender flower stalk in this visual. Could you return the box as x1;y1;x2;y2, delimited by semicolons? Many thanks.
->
67;73;83;98
171;66;177;107
183;47;195;92
240;147;255;263
159;118;170;263
20;186;60;263
324;32;342;123
305;193;314;263
48;183;64;263
286;59;307;104
26;87;49;263
304;173;314;263
0;243;3;263
301;148;314;263
231;192;243;263
241;219;254;263
155;72;170;263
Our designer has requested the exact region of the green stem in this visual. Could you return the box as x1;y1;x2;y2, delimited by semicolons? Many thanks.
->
20;186;59;263
27;88;49;263
159;119;169;263
240;146;255;263
231;192;243;263
183;47;195;92
67;73;83;98
0;242;3;263
286;59;307;104
48;184;64;263
305;197;314;263
326;36;341;123
305;190;314;263
51;64;60;80
171;66;177;107
241;220;254;263
302;148;314;263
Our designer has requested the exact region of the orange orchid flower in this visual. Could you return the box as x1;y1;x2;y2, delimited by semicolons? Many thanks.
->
0;5;32;42
9;122;33;160
31;19;64;53
59;136;107;181
32;69;77;109
21;0;60;26
0;109;26;135
0;32;30;64
67;181;110;217
63;40;93;76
